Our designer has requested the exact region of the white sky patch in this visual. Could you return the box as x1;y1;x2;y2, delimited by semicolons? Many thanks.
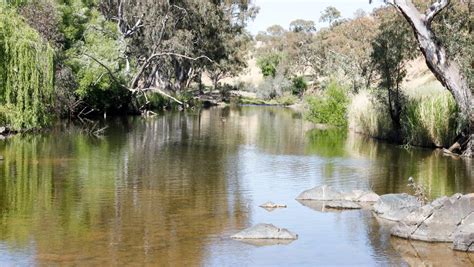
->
247;0;385;35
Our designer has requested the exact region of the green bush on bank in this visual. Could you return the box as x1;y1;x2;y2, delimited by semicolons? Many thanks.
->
305;80;350;127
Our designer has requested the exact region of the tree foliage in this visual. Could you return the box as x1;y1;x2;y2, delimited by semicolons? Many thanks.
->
0;5;54;129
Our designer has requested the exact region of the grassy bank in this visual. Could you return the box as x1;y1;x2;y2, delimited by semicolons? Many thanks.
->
347;89;460;147
304;78;461;148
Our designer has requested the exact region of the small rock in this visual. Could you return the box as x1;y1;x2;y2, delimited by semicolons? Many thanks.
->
0;126;6;134
0;155;3;161
373;193;421;222
259;201;287;209
231;223;298;240
324;200;361;210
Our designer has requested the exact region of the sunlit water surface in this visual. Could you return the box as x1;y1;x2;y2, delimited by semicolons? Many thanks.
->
0;106;472;266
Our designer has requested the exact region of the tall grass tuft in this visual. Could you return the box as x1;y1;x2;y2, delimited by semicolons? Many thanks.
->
348;88;461;147
401;91;459;147
347;90;394;139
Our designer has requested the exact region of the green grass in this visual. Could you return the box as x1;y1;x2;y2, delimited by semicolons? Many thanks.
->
347;90;394;139
348;88;461;147
402;91;459;147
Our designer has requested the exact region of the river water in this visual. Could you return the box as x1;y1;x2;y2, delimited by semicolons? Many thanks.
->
0;106;472;266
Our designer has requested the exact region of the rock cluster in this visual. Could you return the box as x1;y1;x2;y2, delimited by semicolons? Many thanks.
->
389;193;474;252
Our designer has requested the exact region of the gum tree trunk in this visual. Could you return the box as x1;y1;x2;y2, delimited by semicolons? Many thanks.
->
390;0;472;156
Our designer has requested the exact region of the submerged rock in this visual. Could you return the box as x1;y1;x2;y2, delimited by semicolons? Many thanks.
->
373;193;421;222
323;200;361;210
259;201;287;209
231;223;298;240
297;200;363;212
391;238;474;266
296;185;379;203
236;239;295;247
391;194;474;243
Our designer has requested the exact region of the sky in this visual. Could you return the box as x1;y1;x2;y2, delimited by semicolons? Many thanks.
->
247;0;384;35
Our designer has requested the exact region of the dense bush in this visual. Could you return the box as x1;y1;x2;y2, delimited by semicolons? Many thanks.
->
291;76;308;96
306;80;349;127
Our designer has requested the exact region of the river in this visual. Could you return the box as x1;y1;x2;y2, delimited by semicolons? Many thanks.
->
0;106;472;266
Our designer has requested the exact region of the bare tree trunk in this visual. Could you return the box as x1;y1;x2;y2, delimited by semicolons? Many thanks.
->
391;0;472;156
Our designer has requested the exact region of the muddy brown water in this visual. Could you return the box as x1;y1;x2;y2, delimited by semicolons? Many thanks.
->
0;106;472;266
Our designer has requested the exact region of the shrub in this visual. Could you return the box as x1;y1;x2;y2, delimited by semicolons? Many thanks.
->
305;80;349;127
291;76;308;96
274;93;298;106
255;73;291;100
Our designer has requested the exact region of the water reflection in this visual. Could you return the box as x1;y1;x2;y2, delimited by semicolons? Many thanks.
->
0;106;472;265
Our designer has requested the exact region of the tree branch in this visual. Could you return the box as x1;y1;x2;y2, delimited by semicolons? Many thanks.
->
129;52;214;89
83;53;126;89
425;0;449;25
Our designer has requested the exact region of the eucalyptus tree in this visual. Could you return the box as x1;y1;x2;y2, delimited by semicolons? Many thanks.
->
99;0;257;100
371;7;418;134
371;0;473;156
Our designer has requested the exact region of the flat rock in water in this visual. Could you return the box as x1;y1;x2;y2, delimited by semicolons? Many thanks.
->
231;223;298;240
324;200;361;210
296;186;379;203
373;193;421;222
392;194;474;243
259;201;287;209
296;185;343;201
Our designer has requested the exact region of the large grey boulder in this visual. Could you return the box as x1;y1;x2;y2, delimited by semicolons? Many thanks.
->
453;212;474;252
391;194;474;243
373;193;421;221
231;224;298;240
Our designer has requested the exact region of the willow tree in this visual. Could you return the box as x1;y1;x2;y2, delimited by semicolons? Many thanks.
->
0;6;54;130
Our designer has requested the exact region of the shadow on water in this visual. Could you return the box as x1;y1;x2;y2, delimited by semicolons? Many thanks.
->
0;106;472;265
